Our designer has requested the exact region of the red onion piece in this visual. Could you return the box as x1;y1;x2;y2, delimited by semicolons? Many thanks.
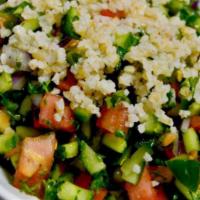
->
12;73;26;90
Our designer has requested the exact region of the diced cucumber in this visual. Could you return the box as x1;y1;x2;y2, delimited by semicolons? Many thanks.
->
0;73;12;93
57;181;93;200
183;128;199;153
57;141;79;160
21;18;39;31
121;145;152;184
80;140;106;175
144;115;165;134
116;147;131;166
0;110;10;133
50;164;64;180
16;126;40;139
0;128;18;154
61;7;80;39
102;134;127;153
189;102;200;115
11;1;31;15
19;96;32;116
81;121;92;139
74;107;92;122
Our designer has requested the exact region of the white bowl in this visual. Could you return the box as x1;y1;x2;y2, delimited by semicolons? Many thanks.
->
0;168;38;200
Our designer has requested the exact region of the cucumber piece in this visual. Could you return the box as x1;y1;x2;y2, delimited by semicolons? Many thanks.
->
0;128;18;154
145;114;165;134
57;141;79;160
21;18;39;31
0;110;10;133
74;107;91;122
102;134;127;153
61;7;80;39
0;73;12;93
80;140;106;175
57;181;93;200
183;128;199;153
16;126;40;139
121;145;152;184
116;147;131;166
81;121;92;139
19;96;32;116
189;102;200;116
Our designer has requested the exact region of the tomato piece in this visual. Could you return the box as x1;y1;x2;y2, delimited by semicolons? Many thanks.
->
155;186;168;200
190;115;200;131
94;189;108;200
74;172;92;189
13;134;57;194
149;166;173;183
124;167;158;200
39;94;76;132
100;9;126;19
58;71;77;91
96;104;128;134
170;82;179;97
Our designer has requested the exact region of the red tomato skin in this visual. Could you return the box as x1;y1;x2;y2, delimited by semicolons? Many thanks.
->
58;71;77;91
39;94;76;132
156;186;168;200
124;167;158;200
74;172;92;189
94;189;108;200
190;116;200;131
170;82;180;97
13;134;57;195
96;104;128;134
100;9;126;18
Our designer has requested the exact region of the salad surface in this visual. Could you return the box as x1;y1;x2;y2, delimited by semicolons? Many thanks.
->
0;0;200;200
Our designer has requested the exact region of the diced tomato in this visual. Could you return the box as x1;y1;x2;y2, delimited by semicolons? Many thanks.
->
96;104;128;134
74;172;92;189
100;9;126;19
124;167;158;200
94;189;108;200
13;134;57;195
58;71;77;91
39;94;76;132
149;166;173;183
155;186;168;200
170;82;179;97
190;116;200;131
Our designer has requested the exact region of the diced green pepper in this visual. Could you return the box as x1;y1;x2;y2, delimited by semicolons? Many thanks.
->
67;51;81;65
0;73;13;93
61;7;80;39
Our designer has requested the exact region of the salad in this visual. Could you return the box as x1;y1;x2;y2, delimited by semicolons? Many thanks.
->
0;0;200;199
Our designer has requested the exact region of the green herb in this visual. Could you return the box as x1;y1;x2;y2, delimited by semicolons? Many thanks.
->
167;159;200;191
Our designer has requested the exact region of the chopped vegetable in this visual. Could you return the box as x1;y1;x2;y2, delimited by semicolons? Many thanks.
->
80;140;106;175
0;73;13;93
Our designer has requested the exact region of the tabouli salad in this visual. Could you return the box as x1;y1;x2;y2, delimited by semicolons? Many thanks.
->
0;0;200;199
